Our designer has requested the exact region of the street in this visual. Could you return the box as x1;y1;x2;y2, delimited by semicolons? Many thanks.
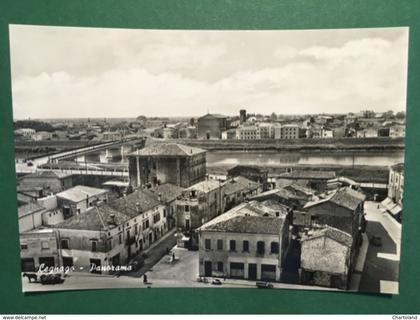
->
358;201;401;294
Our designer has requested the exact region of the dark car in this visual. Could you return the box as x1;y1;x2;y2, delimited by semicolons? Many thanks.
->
128;256;145;272
370;235;383;247
256;281;274;289
40;274;65;285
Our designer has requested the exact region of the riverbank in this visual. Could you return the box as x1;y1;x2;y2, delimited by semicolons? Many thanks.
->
167;137;404;151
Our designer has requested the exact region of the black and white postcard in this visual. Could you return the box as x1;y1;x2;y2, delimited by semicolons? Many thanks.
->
10;25;407;294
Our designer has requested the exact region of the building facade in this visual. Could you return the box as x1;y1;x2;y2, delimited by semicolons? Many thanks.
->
56;185;109;219
175;179;225;248
197;201;290;281
197;114;228;139
128;143;206;188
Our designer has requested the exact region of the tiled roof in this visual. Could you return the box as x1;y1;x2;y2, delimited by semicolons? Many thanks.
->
284;183;316;196
249;188;298;201
301;226;353;247
56;185;108;203
304;187;365;211
198;201;286;234
128;143;205;157
279;170;336;180
55;205;130;231
18;202;45;219
151;183;184;203
109;188;161;218
186;179;222;193
223;176;260;195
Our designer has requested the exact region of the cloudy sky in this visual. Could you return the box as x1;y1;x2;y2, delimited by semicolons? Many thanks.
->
9;25;409;119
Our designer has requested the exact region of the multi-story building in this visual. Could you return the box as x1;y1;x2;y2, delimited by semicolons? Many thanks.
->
236;125;258;140
227;165;269;192
128;143;206;188
54;205;131;272
256;123;275;140
280;124;299;139
56;185;109;219
197;201;290;281
276;170;336;192
107;188;170;259
32;131;53;141
102;131;123;141
18;202;47;233
382;163;404;221
303;187;366;244
221;129;237;140
300;226;353;290
222;176;261;211
14;128;36;139
18;171;73;195
175;179;225;248
197;113;228;139
151;183;184;230
20;228;60;272
389;124;405;138
19;187;173;275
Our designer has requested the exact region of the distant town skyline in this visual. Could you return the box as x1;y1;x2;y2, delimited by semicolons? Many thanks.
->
10;25;409;119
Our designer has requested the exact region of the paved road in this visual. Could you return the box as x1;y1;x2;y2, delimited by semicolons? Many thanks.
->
359;201;401;294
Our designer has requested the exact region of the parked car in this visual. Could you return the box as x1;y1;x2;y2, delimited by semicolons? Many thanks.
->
40;274;65;285
370;235;383;247
128;256;145;272
211;279;222;285
256;281;274;289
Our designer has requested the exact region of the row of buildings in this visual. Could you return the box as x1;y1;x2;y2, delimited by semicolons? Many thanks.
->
17;143;267;275
17;140;403;290
196;110;405;140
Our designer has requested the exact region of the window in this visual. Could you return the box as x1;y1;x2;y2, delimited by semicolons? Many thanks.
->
205;239;211;250
153;213;160;223
119;234;122;245
184;205;190;212
229;240;236;252
185;219;190;230
242;240;249;252
257;241;265;255
61;239;69;249
41;241;49;250
91;240;97;252
20;244;28;250
217;261;224;272
217;239;223;251
135;224;138;235
270;242;279;254
143;219;150;229
163;209;167;218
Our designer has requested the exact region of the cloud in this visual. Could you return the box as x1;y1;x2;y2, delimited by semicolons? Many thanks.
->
10;26;409;118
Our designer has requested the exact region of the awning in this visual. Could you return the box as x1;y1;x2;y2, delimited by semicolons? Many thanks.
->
381;197;393;208
390;204;402;216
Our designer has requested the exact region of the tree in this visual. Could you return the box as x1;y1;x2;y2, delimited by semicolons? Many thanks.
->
270;112;278;121
383;110;395;119
189;118;195;126
395;111;405;119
